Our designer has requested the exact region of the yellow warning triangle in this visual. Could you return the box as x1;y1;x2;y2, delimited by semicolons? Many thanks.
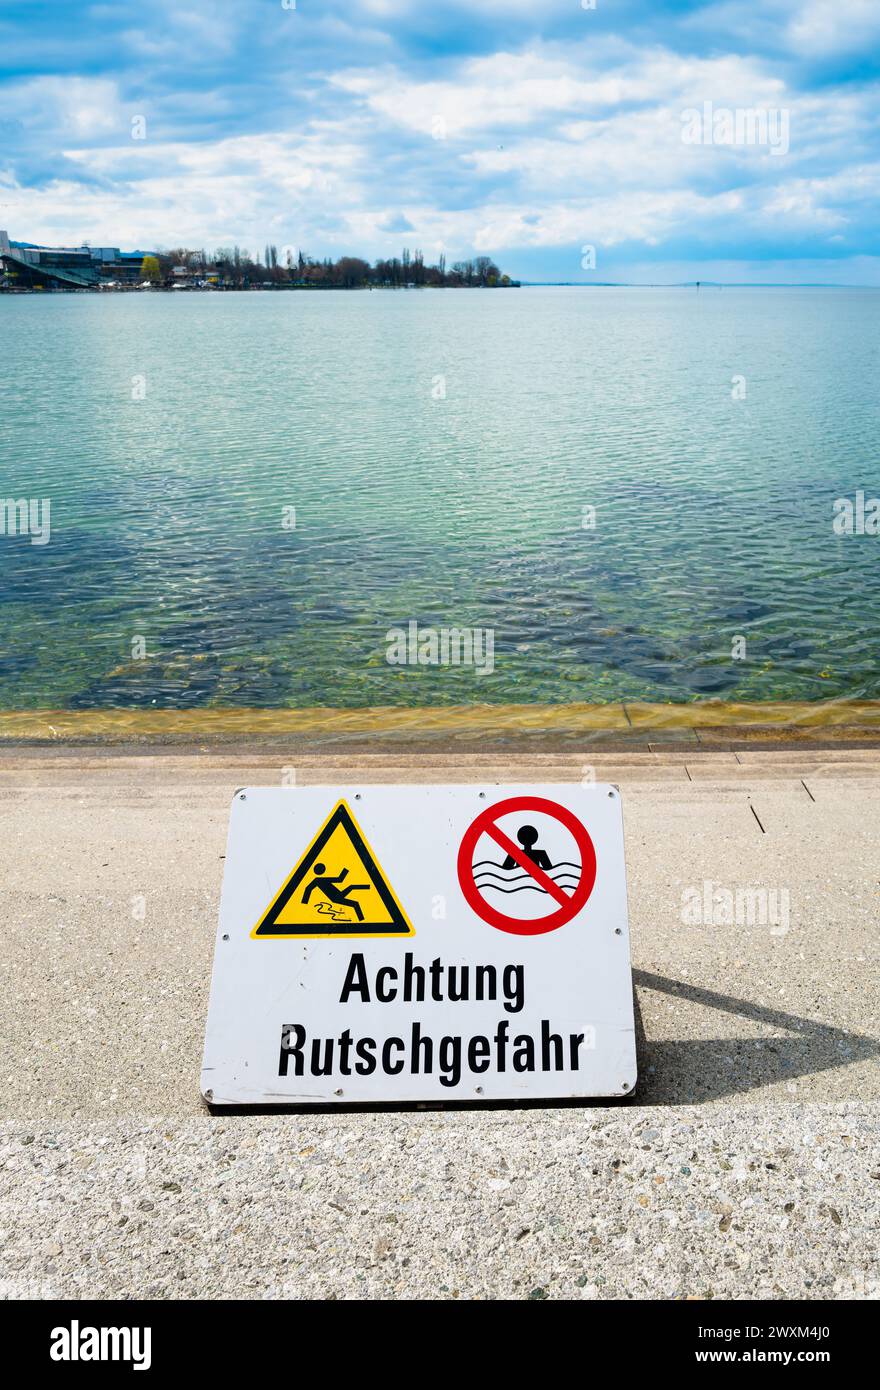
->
252;799;414;939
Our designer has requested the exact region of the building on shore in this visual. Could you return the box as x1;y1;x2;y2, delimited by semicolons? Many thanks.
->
0;231;154;289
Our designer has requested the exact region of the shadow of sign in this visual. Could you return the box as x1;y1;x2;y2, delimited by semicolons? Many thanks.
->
633;969;880;1104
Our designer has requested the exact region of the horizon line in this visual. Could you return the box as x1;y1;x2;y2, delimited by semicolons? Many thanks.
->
520;280;879;289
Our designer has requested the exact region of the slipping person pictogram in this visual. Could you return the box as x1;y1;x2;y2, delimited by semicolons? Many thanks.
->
302;863;370;922
251;799;414;938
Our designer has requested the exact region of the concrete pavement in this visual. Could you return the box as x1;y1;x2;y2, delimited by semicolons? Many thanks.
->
1;746;878;1298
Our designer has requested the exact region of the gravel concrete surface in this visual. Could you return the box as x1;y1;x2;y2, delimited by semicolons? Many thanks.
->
2;1107;877;1301
1;747;878;1299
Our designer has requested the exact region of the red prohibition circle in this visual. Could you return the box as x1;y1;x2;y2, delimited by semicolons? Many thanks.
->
457;795;597;936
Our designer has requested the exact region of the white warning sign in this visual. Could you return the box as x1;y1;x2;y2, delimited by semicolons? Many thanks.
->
201;784;637;1105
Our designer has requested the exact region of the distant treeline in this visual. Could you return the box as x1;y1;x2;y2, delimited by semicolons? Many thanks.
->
152;245;518;288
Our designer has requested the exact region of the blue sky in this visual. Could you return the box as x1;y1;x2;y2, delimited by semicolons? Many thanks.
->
1;0;879;281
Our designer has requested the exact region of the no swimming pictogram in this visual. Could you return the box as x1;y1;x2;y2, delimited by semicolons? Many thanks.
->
457;795;597;935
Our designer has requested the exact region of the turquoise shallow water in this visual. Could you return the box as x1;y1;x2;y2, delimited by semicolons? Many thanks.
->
1;286;878;709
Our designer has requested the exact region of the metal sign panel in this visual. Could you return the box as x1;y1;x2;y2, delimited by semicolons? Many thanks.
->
201;784;637;1105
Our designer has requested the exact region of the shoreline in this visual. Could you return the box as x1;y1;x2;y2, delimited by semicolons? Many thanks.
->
2;700;880;747
0;282;521;295
3;283;878;294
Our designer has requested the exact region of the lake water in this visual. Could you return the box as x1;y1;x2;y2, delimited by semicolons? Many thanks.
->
1;287;878;709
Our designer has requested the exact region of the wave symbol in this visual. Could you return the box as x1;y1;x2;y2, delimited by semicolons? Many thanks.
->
473;860;582;897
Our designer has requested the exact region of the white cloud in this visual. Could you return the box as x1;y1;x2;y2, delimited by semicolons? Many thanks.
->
330;47;795;140
0;76;127;139
786;0;880;56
